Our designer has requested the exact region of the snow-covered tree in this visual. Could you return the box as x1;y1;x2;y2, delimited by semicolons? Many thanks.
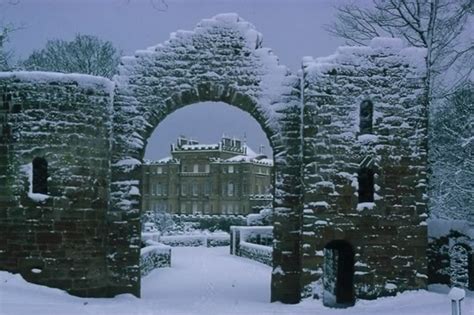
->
430;81;473;221
449;244;470;288
22;34;121;78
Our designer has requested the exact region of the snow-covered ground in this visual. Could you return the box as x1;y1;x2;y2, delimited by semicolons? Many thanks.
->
0;247;473;315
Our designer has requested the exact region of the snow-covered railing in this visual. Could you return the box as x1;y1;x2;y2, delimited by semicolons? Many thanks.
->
160;232;230;247
140;240;171;276
230;226;273;265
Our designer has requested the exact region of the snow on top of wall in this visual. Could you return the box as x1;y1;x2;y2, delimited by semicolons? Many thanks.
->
116;13;297;138
302;37;426;77
137;13;262;55
0;71;115;95
197;13;262;50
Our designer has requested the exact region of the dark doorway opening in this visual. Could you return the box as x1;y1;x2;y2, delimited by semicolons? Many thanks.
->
323;240;355;308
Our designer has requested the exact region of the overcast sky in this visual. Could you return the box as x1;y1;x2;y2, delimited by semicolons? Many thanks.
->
2;0;349;159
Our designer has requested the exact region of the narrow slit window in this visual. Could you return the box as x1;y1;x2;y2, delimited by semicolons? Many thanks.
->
32;157;48;194
359;100;373;134
358;168;374;203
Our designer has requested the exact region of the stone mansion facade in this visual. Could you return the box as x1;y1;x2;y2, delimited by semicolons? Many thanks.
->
141;136;273;215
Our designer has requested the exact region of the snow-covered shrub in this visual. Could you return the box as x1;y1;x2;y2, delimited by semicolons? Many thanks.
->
172;214;246;233
247;208;273;226
160;232;230;247
142;210;177;234
449;244;470;288
140;241;171;276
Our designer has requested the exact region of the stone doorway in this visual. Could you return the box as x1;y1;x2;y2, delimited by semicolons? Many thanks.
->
323;240;355;307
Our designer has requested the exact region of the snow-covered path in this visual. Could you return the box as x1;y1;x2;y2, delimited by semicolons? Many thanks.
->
1;246;473;315
142;246;272;312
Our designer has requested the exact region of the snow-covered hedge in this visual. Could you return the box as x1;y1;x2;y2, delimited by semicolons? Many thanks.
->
171;214;246;233
239;241;273;266
160;232;230;247
230;226;273;265
140;241;171;276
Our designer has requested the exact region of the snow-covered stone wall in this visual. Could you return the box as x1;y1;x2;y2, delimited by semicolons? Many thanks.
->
301;38;428;299
0;71;113;296
109;13;302;302
0;16;432;305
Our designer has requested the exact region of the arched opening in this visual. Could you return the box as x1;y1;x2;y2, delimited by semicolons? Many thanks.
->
323;240;355;308
139;101;275;301
450;244;473;290
32;157;48;194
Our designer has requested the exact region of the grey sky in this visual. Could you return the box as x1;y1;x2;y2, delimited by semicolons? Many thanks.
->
2;0;348;159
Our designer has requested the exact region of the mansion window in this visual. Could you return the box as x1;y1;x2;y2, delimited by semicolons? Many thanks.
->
227;182;234;196
192;182;199;196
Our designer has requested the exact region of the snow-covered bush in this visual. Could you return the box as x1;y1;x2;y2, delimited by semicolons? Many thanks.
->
160;232;230;247
172;214;246;233
247;208;273;226
140;241;171;276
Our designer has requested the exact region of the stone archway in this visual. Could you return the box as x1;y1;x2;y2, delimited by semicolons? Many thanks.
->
107;14;303;303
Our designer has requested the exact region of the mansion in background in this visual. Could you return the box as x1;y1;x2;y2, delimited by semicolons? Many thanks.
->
141;136;273;215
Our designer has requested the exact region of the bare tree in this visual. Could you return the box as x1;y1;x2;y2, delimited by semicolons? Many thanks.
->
327;0;473;99
22;34;121;78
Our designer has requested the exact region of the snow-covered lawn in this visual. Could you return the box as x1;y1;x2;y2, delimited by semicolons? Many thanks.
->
0;246;473;315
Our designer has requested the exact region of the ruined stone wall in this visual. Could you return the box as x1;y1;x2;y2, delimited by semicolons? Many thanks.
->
301;38;428;299
0;72;113;296
0;18;431;304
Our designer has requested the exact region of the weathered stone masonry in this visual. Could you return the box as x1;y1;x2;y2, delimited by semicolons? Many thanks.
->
0;14;430;304
0;72;113;296
301;39;428;301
